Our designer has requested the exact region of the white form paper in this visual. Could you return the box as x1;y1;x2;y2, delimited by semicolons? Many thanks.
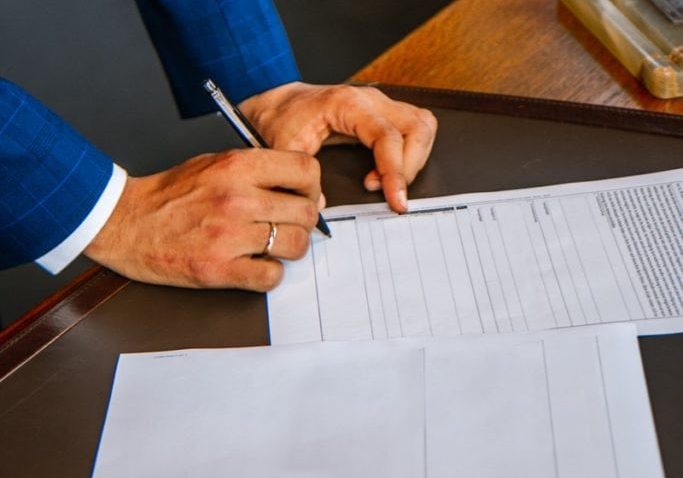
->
92;345;426;478
93;325;663;478
268;169;683;344
420;324;663;478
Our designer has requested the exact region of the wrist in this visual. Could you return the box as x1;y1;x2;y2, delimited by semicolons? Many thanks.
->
84;175;143;267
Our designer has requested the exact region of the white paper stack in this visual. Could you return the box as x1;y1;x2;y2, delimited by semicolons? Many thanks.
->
93;324;664;478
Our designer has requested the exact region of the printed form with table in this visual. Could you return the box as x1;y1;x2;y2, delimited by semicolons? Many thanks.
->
93;168;681;477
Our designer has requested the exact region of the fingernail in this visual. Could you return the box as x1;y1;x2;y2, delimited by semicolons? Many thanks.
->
398;189;408;211
366;178;382;191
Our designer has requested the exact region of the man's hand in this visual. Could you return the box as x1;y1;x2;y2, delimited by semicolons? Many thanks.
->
85;150;323;291
239;82;437;213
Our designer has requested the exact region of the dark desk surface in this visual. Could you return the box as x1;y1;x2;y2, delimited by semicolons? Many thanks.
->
1;85;683;477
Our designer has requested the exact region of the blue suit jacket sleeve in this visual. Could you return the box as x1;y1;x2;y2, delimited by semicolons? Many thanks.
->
0;78;113;269
1;1;299;269
135;0;302;118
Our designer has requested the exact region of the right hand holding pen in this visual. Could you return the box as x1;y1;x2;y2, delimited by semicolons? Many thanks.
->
84;149;323;291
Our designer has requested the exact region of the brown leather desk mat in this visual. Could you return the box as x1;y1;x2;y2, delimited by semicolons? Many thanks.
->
1;85;682;477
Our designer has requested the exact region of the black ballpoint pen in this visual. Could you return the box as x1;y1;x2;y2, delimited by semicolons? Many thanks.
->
202;79;332;238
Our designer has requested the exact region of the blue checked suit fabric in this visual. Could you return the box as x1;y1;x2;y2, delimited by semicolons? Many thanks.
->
0;0;300;269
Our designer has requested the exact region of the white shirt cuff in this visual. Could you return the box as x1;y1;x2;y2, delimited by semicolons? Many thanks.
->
36;164;128;274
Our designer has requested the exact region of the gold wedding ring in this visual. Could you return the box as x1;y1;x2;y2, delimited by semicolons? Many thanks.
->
263;222;278;256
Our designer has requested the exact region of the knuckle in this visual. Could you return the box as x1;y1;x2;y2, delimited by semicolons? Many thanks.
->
259;262;284;290
303;202;319;228
187;257;217;288
326;84;361;106
362;85;386;100
333;84;356;99
383;126;403;143
216;193;248;216
257;195;277;217
290;228;311;258
215;149;241;167
203;223;227;242
295;152;321;180
213;149;252;176
404;110;437;146
418;108;438;132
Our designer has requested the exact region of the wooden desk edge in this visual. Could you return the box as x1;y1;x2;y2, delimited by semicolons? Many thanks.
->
0;267;130;381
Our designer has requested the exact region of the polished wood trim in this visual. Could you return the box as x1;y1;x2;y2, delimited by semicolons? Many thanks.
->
352;0;683;114
0;267;130;381
0;266;101;344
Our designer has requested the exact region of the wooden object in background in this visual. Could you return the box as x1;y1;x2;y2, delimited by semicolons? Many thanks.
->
352;0;683;114
562;0;683;98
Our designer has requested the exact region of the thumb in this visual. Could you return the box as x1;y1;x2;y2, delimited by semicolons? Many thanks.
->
364;169;382;192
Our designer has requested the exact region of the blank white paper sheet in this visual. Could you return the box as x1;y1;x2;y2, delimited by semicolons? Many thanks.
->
92;345;426;478
268;169;683;344
93;324;664;478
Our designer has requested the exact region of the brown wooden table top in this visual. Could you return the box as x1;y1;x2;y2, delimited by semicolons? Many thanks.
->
352;0;683;115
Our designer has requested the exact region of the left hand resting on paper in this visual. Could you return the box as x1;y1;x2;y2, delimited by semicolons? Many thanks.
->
239;82;438;213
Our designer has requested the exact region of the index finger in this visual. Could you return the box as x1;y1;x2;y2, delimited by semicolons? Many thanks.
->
237;149;322;202
351;115;408;212
388;105;437;184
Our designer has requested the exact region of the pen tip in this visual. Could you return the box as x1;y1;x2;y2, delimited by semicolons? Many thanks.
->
317;216;331;238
